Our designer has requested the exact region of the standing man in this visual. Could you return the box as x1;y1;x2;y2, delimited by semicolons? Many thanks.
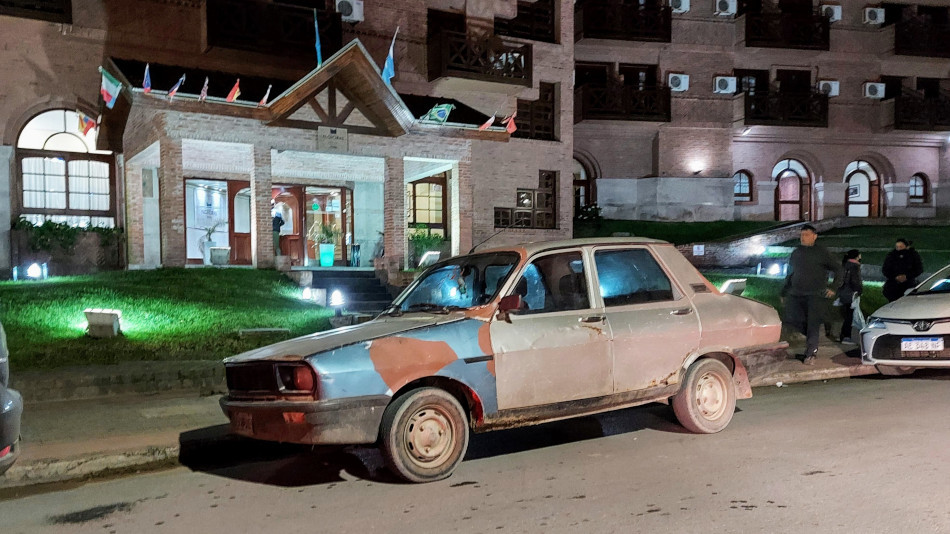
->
781;224;842;365
272;212;285;256
881;238;923;302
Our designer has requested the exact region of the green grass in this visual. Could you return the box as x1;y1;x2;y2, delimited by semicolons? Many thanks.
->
0;268;334;370
775;225;950;268
574;220;781;245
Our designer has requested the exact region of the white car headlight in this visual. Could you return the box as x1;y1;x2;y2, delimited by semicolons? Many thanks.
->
866;317;887;329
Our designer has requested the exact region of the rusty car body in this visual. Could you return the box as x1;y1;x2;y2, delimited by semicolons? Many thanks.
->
0;321;22;476
220;238;783;482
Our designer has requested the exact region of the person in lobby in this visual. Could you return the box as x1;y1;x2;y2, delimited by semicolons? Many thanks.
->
272;212;285;256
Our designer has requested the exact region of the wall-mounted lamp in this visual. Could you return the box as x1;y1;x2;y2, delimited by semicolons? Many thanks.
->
741;127;752;136
692;169;703;176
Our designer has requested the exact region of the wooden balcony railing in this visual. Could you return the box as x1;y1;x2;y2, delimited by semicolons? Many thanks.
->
0;0;71;23
207;0;343;58
495;0;557;44
745;12;829;51
895;90;950;131
514;83;557;140
574;0;671;43
744;91;828;127
427;29;532;87
574;84;671;123
895;17;950;59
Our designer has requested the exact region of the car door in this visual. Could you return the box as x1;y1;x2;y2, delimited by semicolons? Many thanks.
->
491;249;612;410
592;246;701;394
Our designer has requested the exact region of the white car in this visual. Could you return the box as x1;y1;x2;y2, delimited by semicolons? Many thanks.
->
860;264;950;375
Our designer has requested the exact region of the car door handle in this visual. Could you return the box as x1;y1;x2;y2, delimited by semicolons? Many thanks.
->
670;308;693;316
580;315;605;323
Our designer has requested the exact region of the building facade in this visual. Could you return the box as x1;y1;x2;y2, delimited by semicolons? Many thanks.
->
0;0;947;277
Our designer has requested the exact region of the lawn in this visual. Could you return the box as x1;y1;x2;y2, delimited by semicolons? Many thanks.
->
775;225;950;268
574;219;781;245
0;268;334;371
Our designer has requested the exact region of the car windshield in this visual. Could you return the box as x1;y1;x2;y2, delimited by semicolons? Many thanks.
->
391;252;521;313
912;265;950;295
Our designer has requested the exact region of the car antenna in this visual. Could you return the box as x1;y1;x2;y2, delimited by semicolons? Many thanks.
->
469;220;519;254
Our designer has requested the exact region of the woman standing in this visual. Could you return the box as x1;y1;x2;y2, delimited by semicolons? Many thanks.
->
881;238;923;302
836;249;863;344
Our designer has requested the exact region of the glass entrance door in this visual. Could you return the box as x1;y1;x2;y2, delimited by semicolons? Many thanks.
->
305;186;353;267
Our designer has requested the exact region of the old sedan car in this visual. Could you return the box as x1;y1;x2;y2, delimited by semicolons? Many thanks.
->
221;238;783;482
860;263;950;376
1;320;23;476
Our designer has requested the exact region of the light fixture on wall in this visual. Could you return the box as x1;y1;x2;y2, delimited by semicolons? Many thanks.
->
741;127;752;136
692;169;703;175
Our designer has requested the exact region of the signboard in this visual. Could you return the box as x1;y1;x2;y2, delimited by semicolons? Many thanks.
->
693;244;705;256
318;127;348;152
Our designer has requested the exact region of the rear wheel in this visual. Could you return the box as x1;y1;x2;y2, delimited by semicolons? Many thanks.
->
876;365;915;376
379;387;469;483
672;358;737;434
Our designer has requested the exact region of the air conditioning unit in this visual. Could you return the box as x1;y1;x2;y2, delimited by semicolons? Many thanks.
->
820;4;842;22
669;73;690;92
335;0;364;23
715;0;738;16
818;80;839;97
670;0;690;13
863;7;885;25
864;82;886;99
714;76;737;94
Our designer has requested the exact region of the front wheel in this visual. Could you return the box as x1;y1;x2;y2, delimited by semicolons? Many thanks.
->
379;387;469;483
876;364;915;376
672;358;737;434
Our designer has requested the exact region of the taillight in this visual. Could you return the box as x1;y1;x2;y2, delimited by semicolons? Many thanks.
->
276;364;315;393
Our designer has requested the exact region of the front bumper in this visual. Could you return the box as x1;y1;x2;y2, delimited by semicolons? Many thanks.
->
861;321;950;369
0;387;23;475
219;394;390;445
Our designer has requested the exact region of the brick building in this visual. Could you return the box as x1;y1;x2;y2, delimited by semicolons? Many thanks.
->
0;0;947;278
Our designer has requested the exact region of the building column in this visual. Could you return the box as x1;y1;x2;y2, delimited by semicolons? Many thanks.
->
157;138;185;266
754;180;777;220
251;146;274;269
814;181;847;219
383;156;406;271
882;183;909;215
124;163;145;267
0;146;12;271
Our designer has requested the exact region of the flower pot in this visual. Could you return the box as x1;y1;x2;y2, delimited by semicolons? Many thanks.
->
318;243;335;267
200;239;216;265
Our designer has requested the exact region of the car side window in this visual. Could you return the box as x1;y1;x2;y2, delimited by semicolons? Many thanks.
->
509;251;590;314
594;248;675;306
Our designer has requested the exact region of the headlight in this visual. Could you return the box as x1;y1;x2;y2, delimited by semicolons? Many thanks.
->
866;317;887;329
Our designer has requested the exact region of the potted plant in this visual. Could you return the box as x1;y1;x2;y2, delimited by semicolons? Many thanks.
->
308;222;341;267
198;220;225;266
407;227;445;268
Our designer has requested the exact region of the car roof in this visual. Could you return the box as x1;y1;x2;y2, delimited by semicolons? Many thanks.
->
477;237;670;256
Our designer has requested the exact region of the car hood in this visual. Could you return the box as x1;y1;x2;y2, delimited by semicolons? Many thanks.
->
872;293;950;320
223;314;470;363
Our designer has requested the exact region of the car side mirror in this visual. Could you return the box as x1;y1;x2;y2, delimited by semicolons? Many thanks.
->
496;294;522;323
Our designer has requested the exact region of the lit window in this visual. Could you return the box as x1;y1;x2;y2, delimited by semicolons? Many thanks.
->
909;174;928;204
733;171;752;202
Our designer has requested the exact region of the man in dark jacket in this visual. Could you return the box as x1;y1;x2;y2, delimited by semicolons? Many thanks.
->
781;224;842;365
881;238;923;302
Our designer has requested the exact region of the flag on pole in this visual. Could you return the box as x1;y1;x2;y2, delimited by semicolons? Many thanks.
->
502;111;517;134
381;26;399;85
226;79;241;102
199;77;209;102
143;63;152;94
77;111;97;135
478;115;495;131
420;104;455;124
313;9;323;68
167;73;186;101
258;84;272;107
98;67;122;109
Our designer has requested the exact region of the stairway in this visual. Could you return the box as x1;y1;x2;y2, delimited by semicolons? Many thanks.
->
310;269;395;314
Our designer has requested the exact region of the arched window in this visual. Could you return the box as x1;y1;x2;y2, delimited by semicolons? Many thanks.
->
573;157;596;215
909;173;929;204
733;170;752;202
771;159;809;221
16;109;116;227
844;160;880;217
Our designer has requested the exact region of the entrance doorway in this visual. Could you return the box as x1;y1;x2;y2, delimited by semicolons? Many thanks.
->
772;159;810;221
844;160;880;218
304;186;354;267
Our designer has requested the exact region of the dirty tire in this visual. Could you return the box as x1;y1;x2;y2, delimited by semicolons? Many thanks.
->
672;358;737;434
876;364;915;376
380;387;469;483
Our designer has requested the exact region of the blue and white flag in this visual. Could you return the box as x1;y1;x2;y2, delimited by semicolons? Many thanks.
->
314;9;323;68
381;26;399;85
167;73;186;101
143;63;152;94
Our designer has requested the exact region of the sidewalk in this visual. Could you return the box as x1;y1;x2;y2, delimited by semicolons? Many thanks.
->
0;337;877;492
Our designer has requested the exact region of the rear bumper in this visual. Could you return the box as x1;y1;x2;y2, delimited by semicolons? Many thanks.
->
219;395;390;445
0;387;23;475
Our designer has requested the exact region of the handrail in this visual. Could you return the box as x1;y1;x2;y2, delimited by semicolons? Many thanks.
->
427;29;532;86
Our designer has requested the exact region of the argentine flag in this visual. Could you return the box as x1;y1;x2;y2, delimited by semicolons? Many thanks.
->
381;27;399;86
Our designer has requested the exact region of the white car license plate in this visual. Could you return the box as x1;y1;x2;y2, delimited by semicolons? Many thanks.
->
233;412;253;433
901;337;944;352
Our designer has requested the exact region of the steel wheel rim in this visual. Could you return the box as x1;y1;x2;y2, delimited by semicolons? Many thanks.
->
403;406;454;468
695;371;728;420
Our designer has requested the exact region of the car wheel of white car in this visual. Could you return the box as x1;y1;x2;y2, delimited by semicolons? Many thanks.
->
672;358;737;434
380;387;469;483
876;365;915;376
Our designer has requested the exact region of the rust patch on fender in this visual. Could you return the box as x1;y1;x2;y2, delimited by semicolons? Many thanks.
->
477;322;496;376
369;337;459;392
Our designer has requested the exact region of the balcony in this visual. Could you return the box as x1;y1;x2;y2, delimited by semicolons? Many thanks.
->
895;90;950;131
574;84;671;123
514;83;557;141
744;92;828;127
0;0;70;23
895;17;950;59
745;12;829;51
574;0;671;43
207;0;342;59
427;29;532;88
495;0;557;44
